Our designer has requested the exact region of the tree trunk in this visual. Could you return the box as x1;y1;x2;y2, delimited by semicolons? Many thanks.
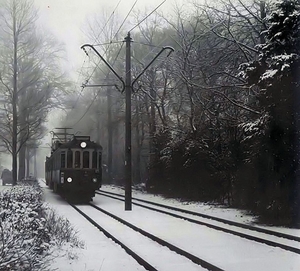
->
18;104;27;180
107;86;113;182
18;145;26;181
33;148;37;177
26;147;30;176
134;97;142;184
12;4;18;185
260;1;266;44
149;70;157;185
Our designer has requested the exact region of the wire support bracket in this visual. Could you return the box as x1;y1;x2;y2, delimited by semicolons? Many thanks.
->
131;46;174;90
81;44;125;92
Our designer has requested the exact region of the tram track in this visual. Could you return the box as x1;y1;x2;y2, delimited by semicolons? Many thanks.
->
70;202;225;271
70;203;158;271
40;180;299;271
97;189;300;255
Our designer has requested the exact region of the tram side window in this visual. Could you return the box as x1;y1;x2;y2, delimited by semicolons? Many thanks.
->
83;151;89;168
75;151;80;168
92;150;97;168
98;153;102;169
61;152;66;168
67;150;73;168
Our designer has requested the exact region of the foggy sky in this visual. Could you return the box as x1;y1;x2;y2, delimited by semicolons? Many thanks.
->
34;0;186;77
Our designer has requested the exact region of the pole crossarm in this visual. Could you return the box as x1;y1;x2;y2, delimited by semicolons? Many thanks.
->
82;84;119;88
82;83;123;92
131;46;174;89
81;44;125;92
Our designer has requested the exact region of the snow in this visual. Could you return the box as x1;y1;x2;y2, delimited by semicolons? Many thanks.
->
40;186;146;271
261;69;278;81
2;181;300;270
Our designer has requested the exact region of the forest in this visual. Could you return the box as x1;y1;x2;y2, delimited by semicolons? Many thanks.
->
0;0;299;226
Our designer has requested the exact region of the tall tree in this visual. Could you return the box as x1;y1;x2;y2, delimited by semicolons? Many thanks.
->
0;0;67;183
241;0;300;225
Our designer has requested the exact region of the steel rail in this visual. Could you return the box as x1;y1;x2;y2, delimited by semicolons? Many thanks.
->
97;190;300;254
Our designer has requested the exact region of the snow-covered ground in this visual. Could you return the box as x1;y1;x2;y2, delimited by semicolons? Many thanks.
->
1;181;300;270
103;185;300;237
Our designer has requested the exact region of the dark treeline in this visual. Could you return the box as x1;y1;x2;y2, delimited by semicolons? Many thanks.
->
61;0;300;227
146;0;300;227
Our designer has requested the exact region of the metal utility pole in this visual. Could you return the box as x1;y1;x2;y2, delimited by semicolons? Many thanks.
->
125;32;132;210
81;38;174;211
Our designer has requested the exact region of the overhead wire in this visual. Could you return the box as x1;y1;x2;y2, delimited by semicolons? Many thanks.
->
50;1;173;138
114;0;138;36
71;43;125;126
75;0;123;86
69;0;124;112
132;41;164;48
72;0;172;127
70;47;124;127
80;0;139;92
128;0;167;32
125;0;170;80
92;41;124;47
130;34;171;83
71;0;140;126
93;0;122;44
71;90;101;126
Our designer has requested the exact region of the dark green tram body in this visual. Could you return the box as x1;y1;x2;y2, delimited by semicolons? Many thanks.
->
45;135;102;202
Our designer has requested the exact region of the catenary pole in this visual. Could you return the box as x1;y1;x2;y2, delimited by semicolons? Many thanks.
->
81;38;174;211
125;32;132;210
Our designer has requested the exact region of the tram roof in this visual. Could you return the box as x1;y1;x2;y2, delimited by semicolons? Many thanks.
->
52;135;102;151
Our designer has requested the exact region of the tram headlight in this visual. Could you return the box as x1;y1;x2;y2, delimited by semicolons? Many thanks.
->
92;178;97;183
67;177;72;183
80;142;87;148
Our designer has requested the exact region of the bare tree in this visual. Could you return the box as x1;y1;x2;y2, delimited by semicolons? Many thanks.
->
0;0;68;182
135;0;271;199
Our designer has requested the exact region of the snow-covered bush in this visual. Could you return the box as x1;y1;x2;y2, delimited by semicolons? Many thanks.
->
44;208;84;248
0;184;83;271
0;185;49;270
